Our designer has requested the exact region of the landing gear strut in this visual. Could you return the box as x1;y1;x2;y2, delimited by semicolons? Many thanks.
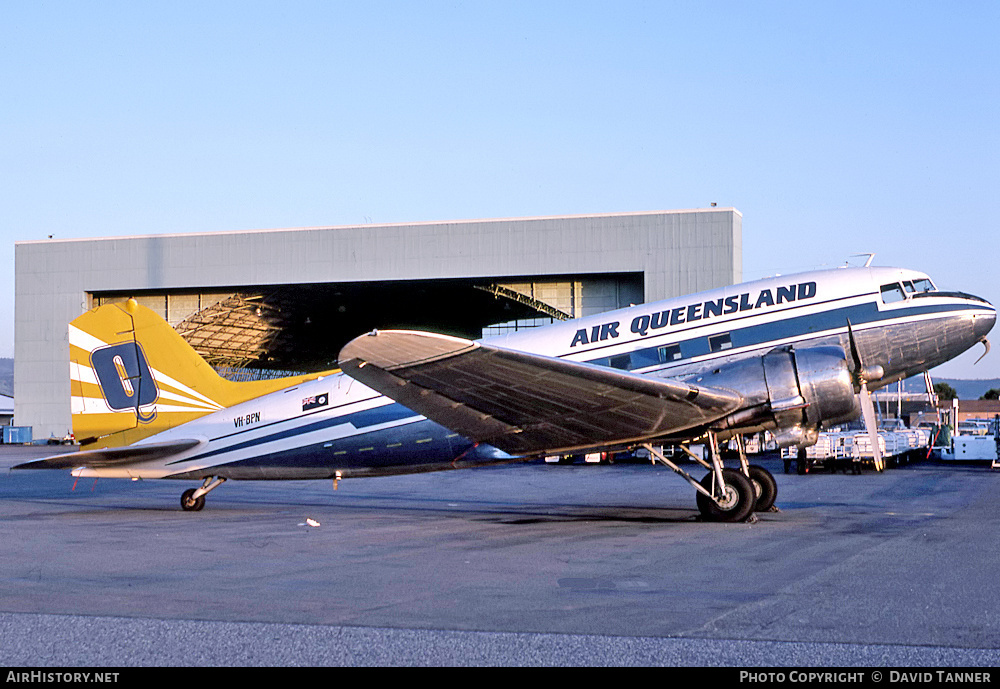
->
642;431;765;522
181;477;226;512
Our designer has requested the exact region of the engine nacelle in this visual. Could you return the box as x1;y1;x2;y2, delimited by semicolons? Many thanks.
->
684;345;860;448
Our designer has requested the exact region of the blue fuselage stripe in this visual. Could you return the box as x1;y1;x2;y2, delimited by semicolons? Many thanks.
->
583;298;983;370
169;402;421;466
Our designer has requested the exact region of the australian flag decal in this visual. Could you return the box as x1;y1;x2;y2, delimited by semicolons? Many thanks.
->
302;393;329;412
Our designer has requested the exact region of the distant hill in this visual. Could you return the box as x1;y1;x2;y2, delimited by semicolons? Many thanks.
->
0;358;11;397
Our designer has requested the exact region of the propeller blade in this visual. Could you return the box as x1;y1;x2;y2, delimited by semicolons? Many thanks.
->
973;338;990;365
858;380;884;471
846;318;863;373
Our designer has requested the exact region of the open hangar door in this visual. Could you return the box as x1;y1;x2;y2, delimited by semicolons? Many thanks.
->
92;273;643;378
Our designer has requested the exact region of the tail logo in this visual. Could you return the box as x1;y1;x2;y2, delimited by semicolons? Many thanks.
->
90;343;158;423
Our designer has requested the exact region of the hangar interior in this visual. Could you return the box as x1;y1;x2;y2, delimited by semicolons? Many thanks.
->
93;275;644;377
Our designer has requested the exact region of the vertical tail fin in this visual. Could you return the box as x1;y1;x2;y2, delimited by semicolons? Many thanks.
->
70;298;328;447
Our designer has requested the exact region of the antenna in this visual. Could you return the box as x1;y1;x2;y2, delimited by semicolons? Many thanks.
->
848;253;875;267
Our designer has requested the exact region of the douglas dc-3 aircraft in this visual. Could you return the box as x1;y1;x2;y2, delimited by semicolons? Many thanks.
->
14;264;996;521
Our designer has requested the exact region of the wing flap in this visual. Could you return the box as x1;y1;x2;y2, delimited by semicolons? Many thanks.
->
339;330;744;455
11;439;203;470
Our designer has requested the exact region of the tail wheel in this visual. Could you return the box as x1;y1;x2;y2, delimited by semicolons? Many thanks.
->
748;465;777;512
696;468;756;522
181;488;206;512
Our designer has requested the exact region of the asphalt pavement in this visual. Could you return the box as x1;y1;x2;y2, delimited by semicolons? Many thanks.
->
2;445;999;667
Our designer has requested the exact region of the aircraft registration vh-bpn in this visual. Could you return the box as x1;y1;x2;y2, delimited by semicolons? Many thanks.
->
14;263;996;522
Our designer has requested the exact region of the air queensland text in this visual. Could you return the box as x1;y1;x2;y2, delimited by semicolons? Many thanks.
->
569;281;818;348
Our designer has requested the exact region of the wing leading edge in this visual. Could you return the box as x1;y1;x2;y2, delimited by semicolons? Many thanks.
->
338;330;744;456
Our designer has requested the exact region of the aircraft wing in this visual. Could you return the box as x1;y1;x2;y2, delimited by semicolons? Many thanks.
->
11;439;203;470
338;330;744;456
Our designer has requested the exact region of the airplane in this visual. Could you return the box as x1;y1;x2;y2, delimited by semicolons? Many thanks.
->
13;263;996;522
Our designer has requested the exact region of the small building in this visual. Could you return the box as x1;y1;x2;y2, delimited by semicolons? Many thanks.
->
936;399;1000;426
0;393;13;427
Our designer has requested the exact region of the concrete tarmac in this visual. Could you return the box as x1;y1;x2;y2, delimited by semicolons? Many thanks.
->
2;445;999;667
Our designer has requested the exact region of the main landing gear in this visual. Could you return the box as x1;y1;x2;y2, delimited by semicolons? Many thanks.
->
180;477;226;512
642;432;777;522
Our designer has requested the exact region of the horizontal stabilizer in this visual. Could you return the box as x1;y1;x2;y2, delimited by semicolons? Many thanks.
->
11;439;203;470
338;330;744;455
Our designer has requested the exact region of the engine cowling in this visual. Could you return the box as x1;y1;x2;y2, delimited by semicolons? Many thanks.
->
683;345;860;448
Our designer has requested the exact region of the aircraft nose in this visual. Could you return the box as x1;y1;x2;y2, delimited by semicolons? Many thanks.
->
974;301;996;340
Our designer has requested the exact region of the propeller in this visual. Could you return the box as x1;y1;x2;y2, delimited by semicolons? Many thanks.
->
846;320;885;471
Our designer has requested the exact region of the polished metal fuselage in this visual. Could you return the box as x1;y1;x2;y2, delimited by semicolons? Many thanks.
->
502;267;995;391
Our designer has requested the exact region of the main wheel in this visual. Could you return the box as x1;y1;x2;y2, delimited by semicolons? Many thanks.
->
696;468;756;522
747;464;777;512
181;488;205;512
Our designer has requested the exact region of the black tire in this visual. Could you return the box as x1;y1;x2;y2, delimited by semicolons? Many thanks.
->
748;464;777;512
181;488;205;512
696;468;756;522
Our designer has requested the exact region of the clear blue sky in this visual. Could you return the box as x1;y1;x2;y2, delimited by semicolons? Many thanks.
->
3;1;998;378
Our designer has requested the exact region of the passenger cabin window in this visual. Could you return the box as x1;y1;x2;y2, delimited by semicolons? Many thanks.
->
880;283;906;303
609;354;631;370
629;348;661;369
708;333;733;353
659;344;682;362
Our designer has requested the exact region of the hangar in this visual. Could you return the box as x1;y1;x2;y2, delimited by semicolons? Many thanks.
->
14;208;742;438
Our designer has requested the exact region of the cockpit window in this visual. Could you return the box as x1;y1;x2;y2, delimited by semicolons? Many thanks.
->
880;283;906;303
912;278;935;292
903;281;916;294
